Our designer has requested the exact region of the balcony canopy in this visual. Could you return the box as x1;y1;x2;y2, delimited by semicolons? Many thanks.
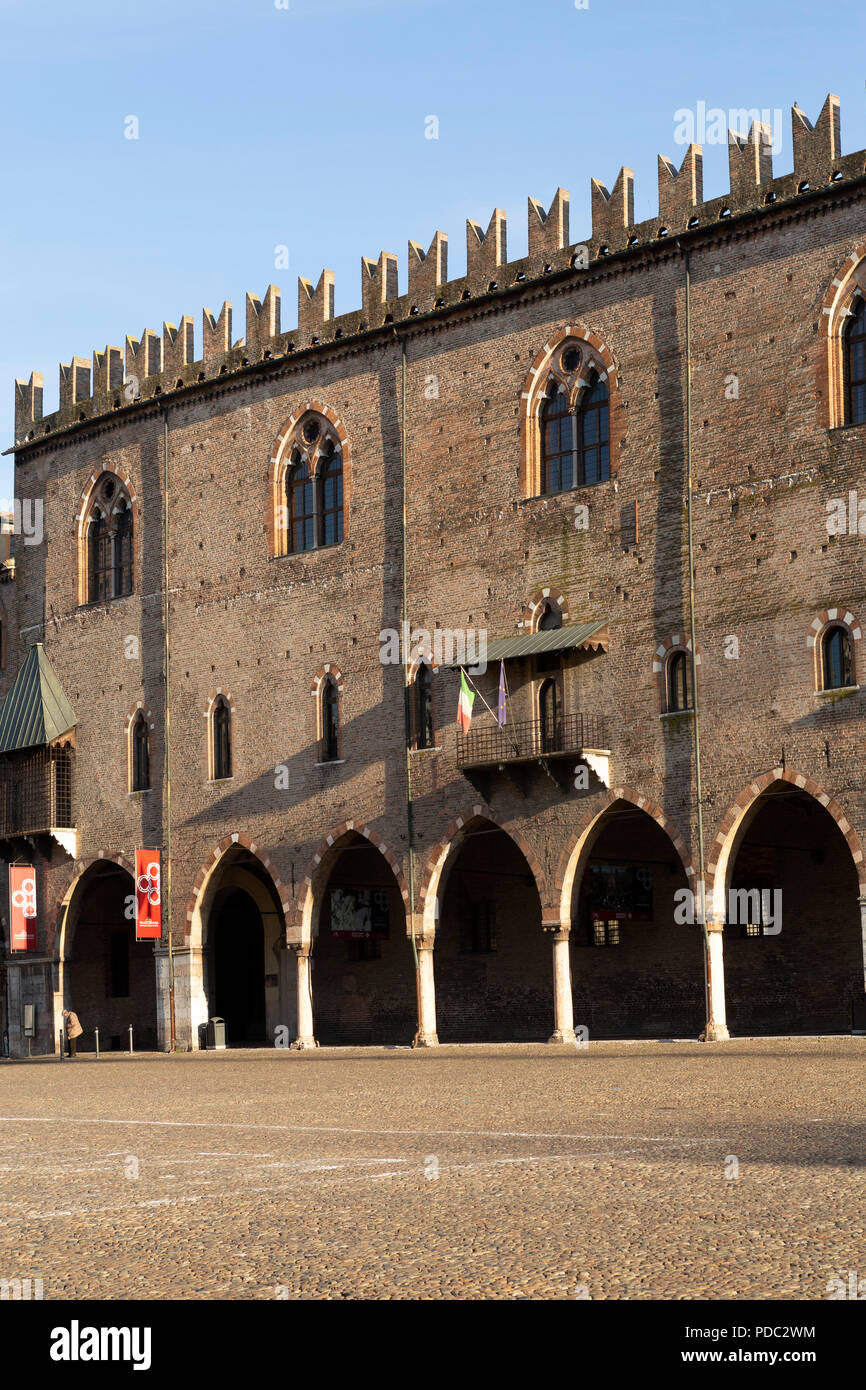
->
0;643;77;753
444;620;609;667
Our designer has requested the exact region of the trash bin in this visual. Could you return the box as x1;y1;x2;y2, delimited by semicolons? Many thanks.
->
206;1017;227;1050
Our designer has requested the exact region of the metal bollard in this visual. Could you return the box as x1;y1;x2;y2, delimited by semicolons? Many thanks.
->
58;1028;64;1061
128;1025;134;1055
94;1028;100;1060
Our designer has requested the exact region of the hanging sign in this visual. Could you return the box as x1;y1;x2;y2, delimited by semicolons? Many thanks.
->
135;850;162;940
9;866;38;951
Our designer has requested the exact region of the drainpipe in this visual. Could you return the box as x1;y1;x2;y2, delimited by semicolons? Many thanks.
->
395;332;419;978
161;407;176;1052
679;243;711;1035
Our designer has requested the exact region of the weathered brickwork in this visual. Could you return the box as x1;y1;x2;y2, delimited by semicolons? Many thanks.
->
3;93;866;1055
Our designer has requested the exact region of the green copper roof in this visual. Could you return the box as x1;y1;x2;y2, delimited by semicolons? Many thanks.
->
443;620;609;667
0;644;77;753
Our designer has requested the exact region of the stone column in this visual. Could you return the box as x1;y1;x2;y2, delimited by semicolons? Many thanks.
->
291;943;317;1049
545;923;577;1045
704;923;730;1041
413;933;438;1047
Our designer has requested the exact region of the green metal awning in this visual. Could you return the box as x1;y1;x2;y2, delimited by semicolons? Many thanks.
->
0;643;77;753
445;620;609;667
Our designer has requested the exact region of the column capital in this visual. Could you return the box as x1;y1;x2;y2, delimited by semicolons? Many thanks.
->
542;920;571;943
287;940;312;958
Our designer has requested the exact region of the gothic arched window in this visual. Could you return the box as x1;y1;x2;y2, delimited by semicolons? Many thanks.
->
212;696;232;780
84;474;133;603
667;651;692;712
321;678;340;763
538;348;610;495
413;663;434;750
279;413;346;556
131;711;150;792
844;297;866;425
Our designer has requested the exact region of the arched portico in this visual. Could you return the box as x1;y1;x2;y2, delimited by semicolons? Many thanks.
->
420;812;550;1042
58;857;158;1051
557;793;706;1041
707;770;866;1035
290;825;413;1046
186;839;288;1049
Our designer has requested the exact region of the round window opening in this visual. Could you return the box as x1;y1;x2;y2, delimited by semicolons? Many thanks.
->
302;420;320;444
561;347;580;373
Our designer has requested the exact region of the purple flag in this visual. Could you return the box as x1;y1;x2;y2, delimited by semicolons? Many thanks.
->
497;661;506;727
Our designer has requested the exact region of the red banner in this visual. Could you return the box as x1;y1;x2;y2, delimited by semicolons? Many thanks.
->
9;866;38;951
135;850;162;940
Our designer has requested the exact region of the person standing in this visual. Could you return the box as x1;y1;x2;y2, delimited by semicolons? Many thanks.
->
62;1009;83;1058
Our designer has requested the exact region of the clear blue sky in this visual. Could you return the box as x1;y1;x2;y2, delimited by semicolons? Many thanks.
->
2;0;865;495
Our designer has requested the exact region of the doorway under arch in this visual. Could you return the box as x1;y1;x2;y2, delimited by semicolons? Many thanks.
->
64;860;157;1051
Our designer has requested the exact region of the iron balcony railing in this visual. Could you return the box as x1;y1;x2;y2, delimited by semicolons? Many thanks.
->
0;746;74;837
456;713;608;769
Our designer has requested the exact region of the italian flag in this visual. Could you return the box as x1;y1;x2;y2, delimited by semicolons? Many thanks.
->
457;669;475;733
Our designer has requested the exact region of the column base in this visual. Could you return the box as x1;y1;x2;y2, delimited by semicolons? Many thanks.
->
291;1037;318;1050
701;1022;730;1042
548;1029;578;1045
412;1031;439;1048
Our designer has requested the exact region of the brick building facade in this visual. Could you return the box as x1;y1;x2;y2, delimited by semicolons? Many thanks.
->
2;92;866;1057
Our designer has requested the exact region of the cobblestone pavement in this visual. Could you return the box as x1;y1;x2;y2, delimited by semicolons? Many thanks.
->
0;1038;863;1300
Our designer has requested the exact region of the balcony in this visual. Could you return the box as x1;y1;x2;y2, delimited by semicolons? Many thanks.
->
0;746;75;850
457;713;609;791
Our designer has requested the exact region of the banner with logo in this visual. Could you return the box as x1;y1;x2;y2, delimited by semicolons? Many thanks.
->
9;866;38;951
135;850;162;940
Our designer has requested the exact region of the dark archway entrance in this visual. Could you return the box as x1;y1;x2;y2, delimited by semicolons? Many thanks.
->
722;784;863;1034
568;803;703;1039
211;888;266;1044
65;861;157;1051
435;821;548;1042
312;833;413;1045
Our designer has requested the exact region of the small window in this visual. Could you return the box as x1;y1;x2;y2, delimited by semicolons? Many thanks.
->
844;298;866;425
460;901;496;954
321;678;340;762
822;625;854;690
212;696;232;780
539;368;610;495
413;663;434;750
131;712;150;792
666;651;692;711
592;918;620;947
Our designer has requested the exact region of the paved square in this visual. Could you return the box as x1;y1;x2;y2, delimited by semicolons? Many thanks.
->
0;1038;863;1300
